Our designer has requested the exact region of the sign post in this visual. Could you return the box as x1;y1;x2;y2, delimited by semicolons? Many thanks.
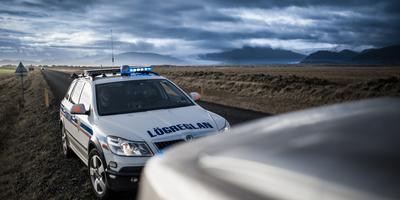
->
15;62;28;108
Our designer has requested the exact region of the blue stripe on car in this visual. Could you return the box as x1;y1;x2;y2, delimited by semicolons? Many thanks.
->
80;123;93;135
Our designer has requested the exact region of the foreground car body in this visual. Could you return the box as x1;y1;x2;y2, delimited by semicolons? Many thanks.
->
139;98;400;200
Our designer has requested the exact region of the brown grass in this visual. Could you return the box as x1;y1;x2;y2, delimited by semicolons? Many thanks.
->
0;71;95;200
154;65;400;113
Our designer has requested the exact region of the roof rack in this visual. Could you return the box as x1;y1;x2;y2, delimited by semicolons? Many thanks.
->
84;68;120;77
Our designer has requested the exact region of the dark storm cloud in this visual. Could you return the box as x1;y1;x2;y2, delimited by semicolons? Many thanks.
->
92;0;400;48
0;9;48;17
0;29;26;50
0;28;27;36
48;45;104;50
91;40;156;52
0;0;399;61
19;0;96;11
0;38;21;47
207;0;393;8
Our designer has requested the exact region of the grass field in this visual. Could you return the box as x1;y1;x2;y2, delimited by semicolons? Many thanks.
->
0;68;14;74
155;65;400;113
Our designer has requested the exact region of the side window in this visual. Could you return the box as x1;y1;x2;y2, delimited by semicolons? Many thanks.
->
159;80;180;99
70;81;85;104
65;81;76;100
79;83;92;111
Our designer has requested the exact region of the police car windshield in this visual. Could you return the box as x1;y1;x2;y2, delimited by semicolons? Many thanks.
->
96;79;194;116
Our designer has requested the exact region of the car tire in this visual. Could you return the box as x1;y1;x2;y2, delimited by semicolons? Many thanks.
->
89;149;112;200
61;124;73;158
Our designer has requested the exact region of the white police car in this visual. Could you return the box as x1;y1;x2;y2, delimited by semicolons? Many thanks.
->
60;66;229;199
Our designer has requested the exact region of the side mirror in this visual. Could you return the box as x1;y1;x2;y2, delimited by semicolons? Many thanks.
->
71;104;89;115
190;92;201;101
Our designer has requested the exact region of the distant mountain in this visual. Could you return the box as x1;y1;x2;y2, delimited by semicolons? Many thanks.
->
301;44;400;64
339;49;359;58
97;52;183;66
353;45;400;64
200;46;306;64
301;49;359;64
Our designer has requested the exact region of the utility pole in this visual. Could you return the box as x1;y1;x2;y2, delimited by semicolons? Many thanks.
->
111;29;115;68
20;76;24;100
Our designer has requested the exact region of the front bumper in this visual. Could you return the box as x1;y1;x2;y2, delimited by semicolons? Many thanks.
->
105;166;143;191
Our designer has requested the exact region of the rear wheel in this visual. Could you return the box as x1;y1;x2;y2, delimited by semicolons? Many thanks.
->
89;149;111;200
61;124;73;158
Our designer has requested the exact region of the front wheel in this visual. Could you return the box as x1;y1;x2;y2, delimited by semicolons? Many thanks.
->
89;149;111;200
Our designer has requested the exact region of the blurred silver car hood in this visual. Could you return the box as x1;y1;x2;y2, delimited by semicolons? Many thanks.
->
139;98;400;200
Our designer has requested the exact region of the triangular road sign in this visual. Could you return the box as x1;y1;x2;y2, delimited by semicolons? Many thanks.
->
15;62;28;76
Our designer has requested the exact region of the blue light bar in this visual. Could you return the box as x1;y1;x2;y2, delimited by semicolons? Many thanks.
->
120;65;153;76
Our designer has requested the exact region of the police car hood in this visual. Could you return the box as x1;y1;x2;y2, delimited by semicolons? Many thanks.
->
96;105;220;142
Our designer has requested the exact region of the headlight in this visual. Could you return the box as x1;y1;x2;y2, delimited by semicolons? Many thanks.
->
107;136;153;156
219;121;230;133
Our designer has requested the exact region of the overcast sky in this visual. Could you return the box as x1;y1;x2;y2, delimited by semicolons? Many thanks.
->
1;0;399;61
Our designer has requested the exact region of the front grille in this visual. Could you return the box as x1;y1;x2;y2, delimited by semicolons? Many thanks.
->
154;139;184;150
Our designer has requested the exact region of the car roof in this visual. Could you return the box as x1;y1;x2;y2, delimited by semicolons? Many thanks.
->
145;97;400;200
76;74;167;85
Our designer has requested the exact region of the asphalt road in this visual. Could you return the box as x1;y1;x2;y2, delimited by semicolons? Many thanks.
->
42;69;270;125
